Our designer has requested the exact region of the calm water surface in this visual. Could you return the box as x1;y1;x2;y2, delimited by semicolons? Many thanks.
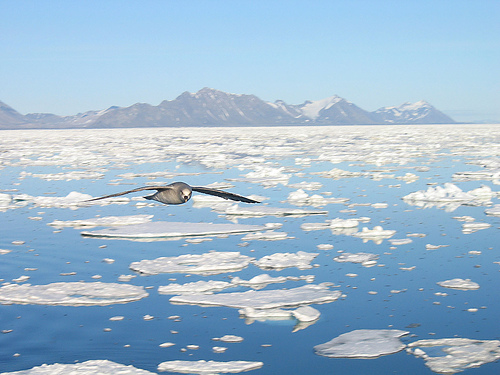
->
0;125;499;374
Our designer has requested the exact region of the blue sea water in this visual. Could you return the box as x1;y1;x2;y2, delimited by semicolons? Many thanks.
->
0;125;499;374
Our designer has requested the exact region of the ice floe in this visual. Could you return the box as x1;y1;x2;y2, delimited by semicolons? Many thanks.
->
485;204;500;216
240;231;291;241
253;251;318;270
437;278;480;290
300;218;361;233
157;360;263;374
230;273;314;289
158;280;236;295
407;338;500;374
12;191;95;209
333;252;379;267
81;222;271;241
0;282;148;306
352;226;396;244
222;204;327;217
287;189;349;206
213;335;244;343
461;222;491;234
170;284;341;310
0;360;156;374
130;251;254;276
402;183;495;211
239;305;321;331
48;214;154;228
314;329;409;358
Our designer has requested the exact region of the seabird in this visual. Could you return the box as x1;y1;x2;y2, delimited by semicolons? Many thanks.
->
86;181;259;205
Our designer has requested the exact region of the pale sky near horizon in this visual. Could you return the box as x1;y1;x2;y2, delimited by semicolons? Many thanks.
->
1;0;499;122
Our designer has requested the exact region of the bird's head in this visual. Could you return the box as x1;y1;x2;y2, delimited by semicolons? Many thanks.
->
181;188;192;203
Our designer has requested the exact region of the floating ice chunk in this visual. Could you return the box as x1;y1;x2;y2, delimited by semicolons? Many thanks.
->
352;226;396;243
49;215;154;228
287;189;349;206
317;244;334;250
170;284;341;310
160;342;176;348
212;346;228;353
241;231;291;241
437;278;480;290
157;360;263;374
425;244;449;250
388;238;413;245
130;251;254;276
118;274;136;282
485;204;500;216
230;273;314;289
0;249;12;255
453;215;476;222
21;170;105;181
314;168;364;179
462;222;491;234
0;282;148;306
314;329;409;358
292;305;321;322
213;335;244;343
82;222;270;241
253;251;318;270
333;252;379;267
371;203;388;208
300;218;359;232
407;338;500;374
158;280;236;295
13;191;95;209
0;359;156;374
223;204;327;217
287;181;323;190
402;183;494;211
239;307;293;321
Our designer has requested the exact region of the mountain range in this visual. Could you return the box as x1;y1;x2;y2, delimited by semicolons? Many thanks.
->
0;88;456;129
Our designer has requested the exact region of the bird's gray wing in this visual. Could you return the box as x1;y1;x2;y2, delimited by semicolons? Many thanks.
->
192;186;260;203
85;186;172;202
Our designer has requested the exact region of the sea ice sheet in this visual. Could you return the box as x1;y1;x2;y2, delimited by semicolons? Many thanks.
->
437;278;480;290
170;284;341;310
157;360;263;374
222;204;328;217
314;329;409;358
130;251;254;276
402;183;495;211
407;338;500;374
333;252;379;267
48;214;154;228
0;360;156;374
0;282;148;306
253;251;318;270
81;222;270;240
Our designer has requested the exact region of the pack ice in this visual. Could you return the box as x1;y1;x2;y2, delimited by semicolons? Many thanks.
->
0;360;156;374
81;222;272;240
157;360;263;374
130;251;254;276
403;183;495;211
407;338;500;373
169;284;341;310
314;329;409;358
0;282;148;306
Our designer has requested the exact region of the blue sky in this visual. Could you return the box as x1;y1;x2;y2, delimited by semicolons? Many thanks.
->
1;0;499;122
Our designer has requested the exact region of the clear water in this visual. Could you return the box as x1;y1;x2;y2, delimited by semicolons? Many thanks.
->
0;125;499;374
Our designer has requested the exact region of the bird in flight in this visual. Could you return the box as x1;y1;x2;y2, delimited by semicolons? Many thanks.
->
85;181;259;205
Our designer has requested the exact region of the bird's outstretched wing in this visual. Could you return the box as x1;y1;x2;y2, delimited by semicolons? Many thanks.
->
85;186;171;202
192;186;259;203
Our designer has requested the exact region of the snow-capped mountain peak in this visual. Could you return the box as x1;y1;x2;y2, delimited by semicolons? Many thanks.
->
299;95;345;120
